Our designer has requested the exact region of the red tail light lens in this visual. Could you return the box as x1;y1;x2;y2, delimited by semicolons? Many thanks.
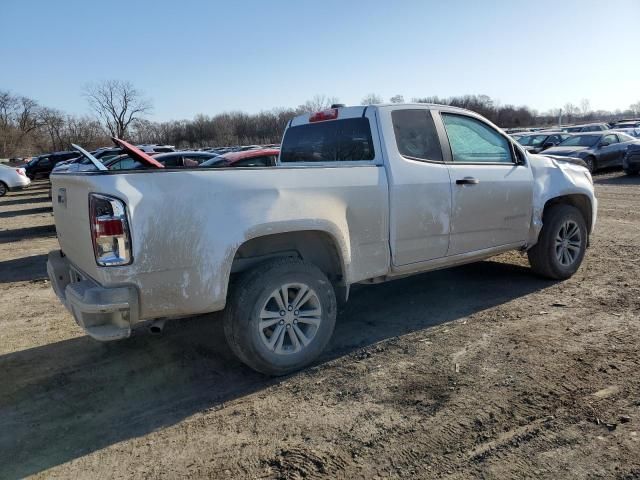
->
89;193;132;266
16;168;26;176
95;218;125;236
309;108;339;122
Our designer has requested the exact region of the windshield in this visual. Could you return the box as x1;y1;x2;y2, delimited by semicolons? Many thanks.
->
517;135;549;147
557;135;600;147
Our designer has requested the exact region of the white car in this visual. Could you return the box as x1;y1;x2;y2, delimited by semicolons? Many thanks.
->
0;164;31;196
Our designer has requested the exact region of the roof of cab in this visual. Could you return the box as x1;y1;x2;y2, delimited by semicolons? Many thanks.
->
288;103;478;127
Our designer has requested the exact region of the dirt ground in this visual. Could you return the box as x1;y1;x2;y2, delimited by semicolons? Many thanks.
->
0;174;639;479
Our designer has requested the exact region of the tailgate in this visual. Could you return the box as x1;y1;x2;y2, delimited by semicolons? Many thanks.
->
50;174;100;279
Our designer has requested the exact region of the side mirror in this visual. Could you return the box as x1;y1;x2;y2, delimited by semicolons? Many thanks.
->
542;142;554;149
514;148;526;165
599;141;610;148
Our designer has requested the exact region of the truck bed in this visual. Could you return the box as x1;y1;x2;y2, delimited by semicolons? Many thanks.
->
50;166;391;321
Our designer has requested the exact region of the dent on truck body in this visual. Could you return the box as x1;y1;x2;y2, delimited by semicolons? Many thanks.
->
526;154;597;247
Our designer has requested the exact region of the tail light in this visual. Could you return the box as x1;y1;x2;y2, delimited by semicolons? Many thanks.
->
89;193;132;266
16;168;26;176
309;108;339;122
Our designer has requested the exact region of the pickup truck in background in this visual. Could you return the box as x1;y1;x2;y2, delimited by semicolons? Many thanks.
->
47;104;597;375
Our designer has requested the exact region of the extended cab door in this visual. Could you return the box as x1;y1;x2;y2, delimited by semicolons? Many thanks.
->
436;111;533;256
381;107;452;265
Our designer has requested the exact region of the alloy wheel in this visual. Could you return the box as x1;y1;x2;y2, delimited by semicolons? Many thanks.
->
258;283;322;355
554;220;582;266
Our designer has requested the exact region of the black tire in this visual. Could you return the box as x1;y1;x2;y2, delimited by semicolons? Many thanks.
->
583;156;597;173
528;204;588;280
0;182;7;197
223;257;337;376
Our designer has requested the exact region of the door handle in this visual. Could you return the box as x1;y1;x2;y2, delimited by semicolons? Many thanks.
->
456;177;479;185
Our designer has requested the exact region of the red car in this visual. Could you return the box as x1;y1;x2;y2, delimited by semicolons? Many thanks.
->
200;148;280;168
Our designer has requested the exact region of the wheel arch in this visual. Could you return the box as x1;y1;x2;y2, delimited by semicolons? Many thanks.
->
229;228;350;302
543;193;593;234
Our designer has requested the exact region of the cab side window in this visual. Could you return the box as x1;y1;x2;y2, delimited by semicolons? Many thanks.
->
391;109;443;162
442;113;513;163
602;134;618;145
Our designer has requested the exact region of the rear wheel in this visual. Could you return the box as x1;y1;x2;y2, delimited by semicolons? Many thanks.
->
223;257;337;376
528;204;587;280
0;182;7;197
583;156;597;173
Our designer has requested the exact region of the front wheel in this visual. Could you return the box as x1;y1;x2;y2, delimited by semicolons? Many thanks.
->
0;182;7;197
583;156;597;173
223;257;337;376
528;204;588;280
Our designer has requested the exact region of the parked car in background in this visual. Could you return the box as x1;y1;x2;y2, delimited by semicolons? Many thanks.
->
515;132;571;153
200;148;279;168
24;151;80;179
612;127;640;138
53;144;177;173
562;123;609;133
53;147;124;172
623;144;640;175
92;147;124;161
106;151;219;170
542;132;640;172
613;120;640;129
0;164;30;196
137;144;175;153
48;104;596;375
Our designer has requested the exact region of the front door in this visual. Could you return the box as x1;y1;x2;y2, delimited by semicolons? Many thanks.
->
438;112;534;256
598;133;620;167
35;158;52;179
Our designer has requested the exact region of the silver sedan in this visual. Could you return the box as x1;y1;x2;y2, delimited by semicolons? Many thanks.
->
0;163;31;196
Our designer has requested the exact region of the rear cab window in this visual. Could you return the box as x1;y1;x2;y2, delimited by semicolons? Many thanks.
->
280;108;375;164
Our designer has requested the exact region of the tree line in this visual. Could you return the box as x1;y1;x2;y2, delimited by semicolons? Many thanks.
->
2;81;639;158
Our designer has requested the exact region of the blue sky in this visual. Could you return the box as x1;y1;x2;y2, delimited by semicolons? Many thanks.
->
2;0;639;120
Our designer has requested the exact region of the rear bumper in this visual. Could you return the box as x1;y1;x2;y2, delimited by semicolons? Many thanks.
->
8;176;31;190
47;250;139;341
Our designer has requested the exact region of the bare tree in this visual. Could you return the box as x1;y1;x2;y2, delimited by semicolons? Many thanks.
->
580;99;591;117
630;101;640;116
361;93;383;105
389;94;404;104
84;80;152;139
39;107;66;151
297;94;340;113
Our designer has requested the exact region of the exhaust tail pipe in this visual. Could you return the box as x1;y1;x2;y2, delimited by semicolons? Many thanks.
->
149;318;167;335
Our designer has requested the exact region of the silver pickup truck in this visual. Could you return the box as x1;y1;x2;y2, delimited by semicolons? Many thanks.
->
48;104;597;374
